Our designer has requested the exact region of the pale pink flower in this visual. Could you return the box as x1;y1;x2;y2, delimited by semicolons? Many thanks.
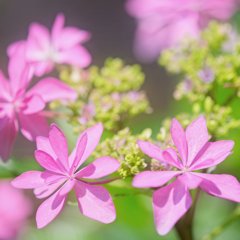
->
12;123;120;228
0;45;77;162
0;180;32;240
133;116;240;235
125;0;238;62
78;102;95;125
7;13;91;77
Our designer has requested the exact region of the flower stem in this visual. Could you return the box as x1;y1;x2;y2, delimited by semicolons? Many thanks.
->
202;204;240;240
39;110;69;118
77;176;121;185
175;187;202;240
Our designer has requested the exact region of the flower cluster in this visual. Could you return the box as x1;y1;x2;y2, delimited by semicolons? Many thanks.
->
51;58;151;132
159;22;240;138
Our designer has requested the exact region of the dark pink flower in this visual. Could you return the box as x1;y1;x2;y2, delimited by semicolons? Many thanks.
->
12;123;120;228
0;45;77;162
133;116;240;235
8;13;91;77
125;0;238;62
0;180;32;240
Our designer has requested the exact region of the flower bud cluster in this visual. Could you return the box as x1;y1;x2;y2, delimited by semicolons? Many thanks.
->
92;128;153;178
50;58;151;133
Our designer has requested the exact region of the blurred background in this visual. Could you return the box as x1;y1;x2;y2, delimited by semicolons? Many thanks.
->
0;0;240;240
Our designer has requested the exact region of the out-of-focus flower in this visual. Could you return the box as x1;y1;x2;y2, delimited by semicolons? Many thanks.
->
78;102;95;125
7;13;91;77
133;116;240;235
0;45;77;162
12;123;120;228
0;180;32;240
198;67;215;83
125;0;238;62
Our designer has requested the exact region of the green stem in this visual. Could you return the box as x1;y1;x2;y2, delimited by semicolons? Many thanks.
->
202;204;240;240
222;89;238;106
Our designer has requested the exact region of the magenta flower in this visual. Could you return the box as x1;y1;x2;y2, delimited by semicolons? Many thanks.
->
12;123;120;228
133;117;240;235
8;13;91;77
0;45;77;162
0;180;32;240
125;0;238;62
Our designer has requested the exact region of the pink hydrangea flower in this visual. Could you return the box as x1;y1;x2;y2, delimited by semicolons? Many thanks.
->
0;45;77;162
133;117;240;235
12;123;120;228
7;13;91;77
125;0;238;62
0;180;32;240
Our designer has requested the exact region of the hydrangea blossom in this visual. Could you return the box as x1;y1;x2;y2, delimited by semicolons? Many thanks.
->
12;123;120;228
133;116;240;235
125;0;238;62
0;180;32;240
7;13;91;77
0;45;77;162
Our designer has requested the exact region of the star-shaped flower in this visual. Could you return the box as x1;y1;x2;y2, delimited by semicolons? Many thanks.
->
133;116;240;235
8;13;91;76
12;123;120;228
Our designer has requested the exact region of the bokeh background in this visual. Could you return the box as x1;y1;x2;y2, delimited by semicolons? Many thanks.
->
0;1;240;239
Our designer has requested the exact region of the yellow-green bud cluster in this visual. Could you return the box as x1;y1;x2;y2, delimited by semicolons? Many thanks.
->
92;128;153;178
53;58;151;133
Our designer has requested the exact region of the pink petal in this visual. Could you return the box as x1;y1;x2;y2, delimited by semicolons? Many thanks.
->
51;13;65;48
7;41;26;57
69;134;87;175
42;170;67;184
18;112;48;141
74;181;116;223
137;140;182;169
189;140;234;170
170;118;188;166
185;116;209;166
59;178;75;196
36;136;57;159
34;179;66;199
75;157;120;179
153;179;192;235
0;116;18;162
49;124;69;172
193;173;240;202
27;22;50;57
34;150;65;174
55;26;91;50
32;60;54;77
8;43;31;97
55;45;92;68
132;171;182;188
21;94;45;115
36;188;67;228
162;148;184;170
177;172;202;189
11;171;46;189
69;123;103;169
26;77;77;102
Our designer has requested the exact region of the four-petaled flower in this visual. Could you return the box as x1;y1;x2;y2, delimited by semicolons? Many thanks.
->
0;45;77;162
8;13;91;77
12;123;120;228
125;0;238;62
133;117;240;235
